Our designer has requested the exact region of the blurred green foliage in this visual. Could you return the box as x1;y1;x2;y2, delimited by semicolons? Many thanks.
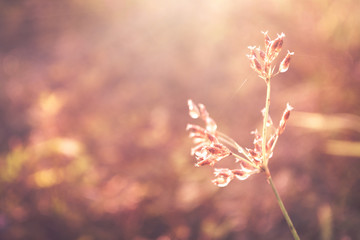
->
0;0;359;239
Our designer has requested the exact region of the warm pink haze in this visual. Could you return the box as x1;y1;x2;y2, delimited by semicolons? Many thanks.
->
0;0;359;239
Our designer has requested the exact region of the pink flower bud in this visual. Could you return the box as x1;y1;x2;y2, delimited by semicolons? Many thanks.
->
232;169;253;181
188;99;200;119
194;143;231;167
267;33;285;63
212;168;234;187
205;132;219;144
195;158;213;167
186;124;206;139
205;117;217;133
279;51;294;73
247;55;262;74
248;46;257;58
278;103;293;135
198;103;209;118
262;31;271;48
191;142;207;156
266;134;278;152
208;143;231;156
188;100;217;133
271;33;285;52
257;47;266;61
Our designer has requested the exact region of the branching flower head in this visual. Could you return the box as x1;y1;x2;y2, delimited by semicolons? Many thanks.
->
186;100;230;167
186;32;294;187
186;99;293;187
247;31;294;82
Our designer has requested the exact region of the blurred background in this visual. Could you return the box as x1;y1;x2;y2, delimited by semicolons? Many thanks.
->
0;0;359;239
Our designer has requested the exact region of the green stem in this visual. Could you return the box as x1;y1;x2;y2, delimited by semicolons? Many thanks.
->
268;174;300;240
262;79;271;167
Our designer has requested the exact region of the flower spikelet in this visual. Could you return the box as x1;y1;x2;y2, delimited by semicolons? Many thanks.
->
194;143;231;167
212;168;234;187
278;103;294;135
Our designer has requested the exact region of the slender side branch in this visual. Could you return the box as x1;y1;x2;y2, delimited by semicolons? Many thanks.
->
217;131;244;152
231;152;260;170
216;133;260;169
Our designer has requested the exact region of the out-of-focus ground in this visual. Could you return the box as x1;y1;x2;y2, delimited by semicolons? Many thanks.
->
0;0;359;239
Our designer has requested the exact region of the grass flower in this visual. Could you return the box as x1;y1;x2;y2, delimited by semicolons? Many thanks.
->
186;32;300;239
